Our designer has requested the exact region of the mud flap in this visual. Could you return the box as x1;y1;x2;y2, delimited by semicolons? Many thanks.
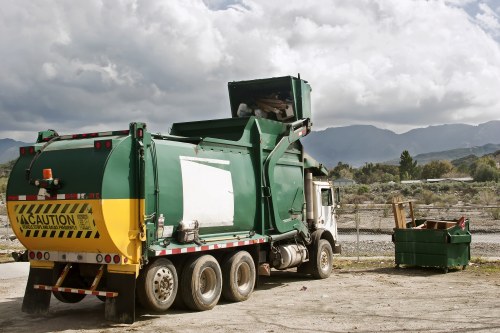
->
22;267;52;314
104;272;136;324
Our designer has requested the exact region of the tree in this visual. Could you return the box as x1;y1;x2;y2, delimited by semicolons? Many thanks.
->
473;163;499;182
329;162;353;179
399;150;417;180
421;160;453;179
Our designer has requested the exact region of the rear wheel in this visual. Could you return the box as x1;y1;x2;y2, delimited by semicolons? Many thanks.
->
136;258;178;312
311;239;333;279
52;264;87;303
222;251;255;302
181;255;222;311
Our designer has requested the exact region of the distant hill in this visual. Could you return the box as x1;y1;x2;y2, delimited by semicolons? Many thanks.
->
0;138;29;164
302;121;500;167
451;149;500;169
384;143;500;165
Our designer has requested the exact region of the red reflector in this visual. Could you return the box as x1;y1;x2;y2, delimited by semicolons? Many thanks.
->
36;252;43;260
94;141;102;150
29;251;35;260
104;254;112;263
124;257;128;263
91;133;98;137
113;255;120;264
20;147;26;155
72;134;78;139
29;146;35;154
105;140;112;149
137;128;143;138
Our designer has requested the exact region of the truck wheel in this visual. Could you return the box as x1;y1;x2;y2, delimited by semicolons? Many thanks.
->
136;258;178;312
221;251;255;302
181;255;222;311
52;264;87;303
53;290;86;303
311;239;333;279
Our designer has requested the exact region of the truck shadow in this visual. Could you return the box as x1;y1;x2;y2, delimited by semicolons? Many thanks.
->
257;270;312;291
340;265;464;276
0;296;164;333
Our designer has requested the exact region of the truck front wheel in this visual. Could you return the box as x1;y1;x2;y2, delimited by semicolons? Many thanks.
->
221;251;255;302
311;239;333;279
181;255;222;311
136;258;178;312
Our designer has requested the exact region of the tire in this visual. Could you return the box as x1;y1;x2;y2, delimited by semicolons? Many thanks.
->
53;290;86;303
222;251;255;302
311;239;333;279
181;255;222;311
172;259;187;309
136;258;178;312
52;264;87;303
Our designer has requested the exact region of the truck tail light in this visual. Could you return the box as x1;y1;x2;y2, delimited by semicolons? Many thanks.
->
94;140;112;151
104;254;112;263
137;128;143;138
29;251;35;260
113;255;121;264
20;146;37;156
36;251;43;260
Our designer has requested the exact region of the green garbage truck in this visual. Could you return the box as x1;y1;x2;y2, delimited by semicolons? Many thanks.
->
6;75;340;323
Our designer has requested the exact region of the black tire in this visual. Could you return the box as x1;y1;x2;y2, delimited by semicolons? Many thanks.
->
136;258;178;312
52;264;87;303
221;251;255;302
181;255;222;311
311;239;333;279
53;290;86;303
172;259;187;310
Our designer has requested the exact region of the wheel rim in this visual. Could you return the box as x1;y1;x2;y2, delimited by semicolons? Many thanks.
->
320;249;330;272
153;266;175;303
236;262;251;292
199;267;217;300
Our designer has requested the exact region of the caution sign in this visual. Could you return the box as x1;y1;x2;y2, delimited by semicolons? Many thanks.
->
13;203;100;239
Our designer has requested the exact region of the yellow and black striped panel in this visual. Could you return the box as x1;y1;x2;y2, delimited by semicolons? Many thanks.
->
12;202;100;239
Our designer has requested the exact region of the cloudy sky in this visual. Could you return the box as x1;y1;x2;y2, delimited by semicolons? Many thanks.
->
1;0;500;141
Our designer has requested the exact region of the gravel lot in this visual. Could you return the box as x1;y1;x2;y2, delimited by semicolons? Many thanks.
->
0;260;499;333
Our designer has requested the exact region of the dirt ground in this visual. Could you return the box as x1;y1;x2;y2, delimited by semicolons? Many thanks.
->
0;259;499;333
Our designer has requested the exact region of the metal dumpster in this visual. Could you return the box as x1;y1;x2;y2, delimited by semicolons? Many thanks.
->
392;217;471;273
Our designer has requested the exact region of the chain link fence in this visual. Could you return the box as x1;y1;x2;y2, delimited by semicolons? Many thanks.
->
336;204;500;259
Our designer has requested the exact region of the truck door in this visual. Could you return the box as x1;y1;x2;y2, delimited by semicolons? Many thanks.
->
314;183;338;240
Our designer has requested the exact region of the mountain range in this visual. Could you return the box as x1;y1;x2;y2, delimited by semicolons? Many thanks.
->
302;120;500;167
0;138;29;164
1;120;500;166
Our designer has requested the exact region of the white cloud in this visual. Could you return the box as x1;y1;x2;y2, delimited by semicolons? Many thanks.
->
0;0;500;141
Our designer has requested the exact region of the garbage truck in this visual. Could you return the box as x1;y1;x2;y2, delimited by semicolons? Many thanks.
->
6;75;340;323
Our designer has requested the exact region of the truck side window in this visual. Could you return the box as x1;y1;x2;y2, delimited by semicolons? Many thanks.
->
321;188;332;206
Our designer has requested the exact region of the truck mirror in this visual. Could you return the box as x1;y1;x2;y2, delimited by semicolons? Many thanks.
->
335;187;341;205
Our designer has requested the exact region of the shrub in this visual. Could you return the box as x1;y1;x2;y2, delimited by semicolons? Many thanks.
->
420;190;438;205
477;190;496;206
491;208;500;220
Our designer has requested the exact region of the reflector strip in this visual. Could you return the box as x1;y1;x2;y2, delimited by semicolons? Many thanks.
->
155;237;267;256
7;193;100;201
33;284;118;298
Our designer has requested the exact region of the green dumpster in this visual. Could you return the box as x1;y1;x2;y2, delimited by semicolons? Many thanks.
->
392;217;471;273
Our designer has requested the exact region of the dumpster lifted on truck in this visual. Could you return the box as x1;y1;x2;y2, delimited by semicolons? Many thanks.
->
6;76;341;323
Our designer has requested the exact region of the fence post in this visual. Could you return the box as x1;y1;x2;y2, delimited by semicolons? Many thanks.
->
355;207;360;262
